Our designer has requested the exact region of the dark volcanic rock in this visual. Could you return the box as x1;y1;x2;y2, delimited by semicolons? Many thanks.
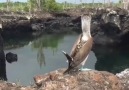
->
0;32;18;80
90;11;121;46
31;23;45;31
92;22;121;46
92;45;129;74
1;8;129;47
0;34;7;80
2;20;32;32
6;52;17;63
34;69;123;90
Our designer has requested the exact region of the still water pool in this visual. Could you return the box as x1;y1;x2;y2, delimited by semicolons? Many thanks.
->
4;33;129;86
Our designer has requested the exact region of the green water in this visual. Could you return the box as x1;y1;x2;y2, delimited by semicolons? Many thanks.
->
4;33;129;86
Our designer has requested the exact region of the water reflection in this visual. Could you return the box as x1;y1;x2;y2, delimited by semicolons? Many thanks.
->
3;32;40;50
31;34;65;67
5;33;78;85
93;45;129;74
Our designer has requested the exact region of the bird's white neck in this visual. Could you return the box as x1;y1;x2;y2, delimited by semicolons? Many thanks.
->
81;15;91;42
82;33;91;42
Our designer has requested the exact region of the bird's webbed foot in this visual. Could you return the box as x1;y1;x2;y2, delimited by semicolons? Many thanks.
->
79;67;91;71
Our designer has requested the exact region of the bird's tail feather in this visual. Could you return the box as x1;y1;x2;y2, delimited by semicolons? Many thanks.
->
62;50;73;74
62;50;73;63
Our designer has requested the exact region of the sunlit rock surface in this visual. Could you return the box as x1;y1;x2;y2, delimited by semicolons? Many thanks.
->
1;69;129;90
0;80;36;90
34;69;123;90
116;69;129;90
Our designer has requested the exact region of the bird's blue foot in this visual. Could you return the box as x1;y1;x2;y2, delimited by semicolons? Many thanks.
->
79;68;91;71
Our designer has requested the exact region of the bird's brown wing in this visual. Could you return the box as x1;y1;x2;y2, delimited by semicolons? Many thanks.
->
70;34;82;57
71;37;93;68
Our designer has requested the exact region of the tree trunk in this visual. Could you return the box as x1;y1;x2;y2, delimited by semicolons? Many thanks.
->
36;0;41;11
80;0;82;8
6;0;9;11
108;0;111;6
122;0;129;10
103;0;105;7
92;0;94;8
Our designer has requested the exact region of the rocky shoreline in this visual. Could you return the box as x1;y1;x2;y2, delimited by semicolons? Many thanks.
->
0;69;129;90
0;8;129;47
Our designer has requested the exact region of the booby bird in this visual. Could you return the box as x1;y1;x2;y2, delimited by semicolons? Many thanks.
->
62;14;93;74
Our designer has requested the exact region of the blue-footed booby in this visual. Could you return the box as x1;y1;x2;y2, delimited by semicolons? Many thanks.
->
62;14;93;74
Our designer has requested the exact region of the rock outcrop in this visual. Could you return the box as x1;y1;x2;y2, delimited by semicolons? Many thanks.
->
34;69;123;90
1;8;129;47
0;81;36;90
0;34;7;80
0;33;18;80
6;52;17;63
116;69;129;90
0;68;128;90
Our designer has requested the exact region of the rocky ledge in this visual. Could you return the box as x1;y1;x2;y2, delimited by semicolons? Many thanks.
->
116;69;129;90
0;69;129;90
1;8;129;47
34;69;123;90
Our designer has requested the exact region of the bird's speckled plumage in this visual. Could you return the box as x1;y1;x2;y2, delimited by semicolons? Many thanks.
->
62;14;93;74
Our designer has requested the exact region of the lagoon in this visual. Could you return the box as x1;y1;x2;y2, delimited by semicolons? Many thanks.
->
4;33;129;86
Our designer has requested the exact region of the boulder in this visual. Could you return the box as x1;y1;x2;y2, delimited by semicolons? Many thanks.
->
0;81;36;90
34;69;123;90
0;34;7;80
0;33;18;80
0;69;129;90
6;52;17;63
1;8;129;47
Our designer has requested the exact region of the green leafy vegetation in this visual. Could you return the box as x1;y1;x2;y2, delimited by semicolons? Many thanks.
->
0;0;123;12
0;0;63;12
